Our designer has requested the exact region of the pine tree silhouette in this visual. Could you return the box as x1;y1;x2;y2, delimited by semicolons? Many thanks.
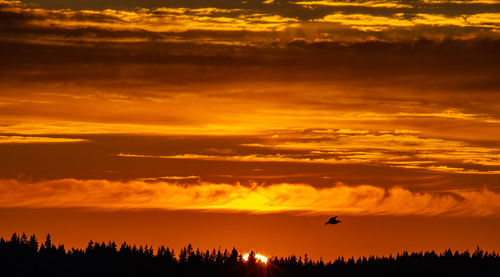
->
1;233;499;277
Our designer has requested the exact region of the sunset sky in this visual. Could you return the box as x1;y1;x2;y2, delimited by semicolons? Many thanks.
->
1;0;500;260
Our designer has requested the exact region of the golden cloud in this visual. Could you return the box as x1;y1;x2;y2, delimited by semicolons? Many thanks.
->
295;1;413;8
0;135;87;143
0;178;499;216
422;0;500;4
318;13;414;31
2;0;500;45
317;11;500;32
0;0;298;36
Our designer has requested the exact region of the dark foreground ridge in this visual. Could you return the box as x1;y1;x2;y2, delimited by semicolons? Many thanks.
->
1;233;499;276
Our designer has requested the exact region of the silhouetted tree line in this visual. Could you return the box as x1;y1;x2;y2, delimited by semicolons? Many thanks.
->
1;233;499;276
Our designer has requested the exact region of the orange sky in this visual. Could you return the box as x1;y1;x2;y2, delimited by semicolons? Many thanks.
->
1;0;500;260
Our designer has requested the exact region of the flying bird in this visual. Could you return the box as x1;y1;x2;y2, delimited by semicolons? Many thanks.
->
325;216;341;225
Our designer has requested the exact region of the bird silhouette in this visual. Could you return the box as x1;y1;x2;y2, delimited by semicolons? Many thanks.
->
325;216;341;225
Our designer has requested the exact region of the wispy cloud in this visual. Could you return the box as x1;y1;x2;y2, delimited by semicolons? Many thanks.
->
294;1;413;9
113;125;500;175
421;0;500;4
0;135;87;143
137;176;200;181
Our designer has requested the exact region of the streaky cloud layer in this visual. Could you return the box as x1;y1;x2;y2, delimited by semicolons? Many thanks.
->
2;0;500;45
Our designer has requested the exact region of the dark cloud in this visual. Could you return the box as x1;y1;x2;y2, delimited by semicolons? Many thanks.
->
1;37;499;97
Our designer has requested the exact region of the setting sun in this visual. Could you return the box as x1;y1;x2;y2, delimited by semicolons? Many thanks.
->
243;253;269;264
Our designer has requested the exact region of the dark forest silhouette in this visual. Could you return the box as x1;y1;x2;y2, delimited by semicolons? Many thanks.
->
1;233;499;276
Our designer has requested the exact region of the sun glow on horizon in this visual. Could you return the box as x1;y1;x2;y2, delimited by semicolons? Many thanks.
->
242;252;269;264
